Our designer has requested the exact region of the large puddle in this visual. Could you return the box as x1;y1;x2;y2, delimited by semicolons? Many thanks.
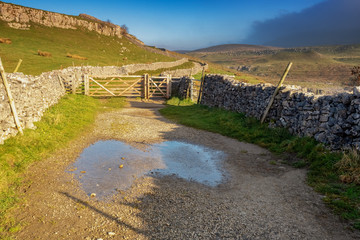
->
67;140;226;199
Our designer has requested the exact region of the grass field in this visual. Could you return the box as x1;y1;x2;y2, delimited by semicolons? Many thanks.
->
192;63;264;84
160;99;360;230
0;20;175;75
132;61;195;76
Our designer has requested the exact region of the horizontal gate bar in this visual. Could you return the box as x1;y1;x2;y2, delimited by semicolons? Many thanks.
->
89;77;116;96
86;75;170;99
89;75;143;78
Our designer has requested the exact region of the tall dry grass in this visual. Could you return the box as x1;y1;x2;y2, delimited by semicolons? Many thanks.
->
66;53;87;60
336;149;360;184
0;38;11;44
37;50;52;57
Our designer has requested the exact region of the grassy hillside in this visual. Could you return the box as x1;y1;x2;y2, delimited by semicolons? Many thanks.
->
0;20;175;75
0;18;262;86
191;63;264;84
187;44;360;91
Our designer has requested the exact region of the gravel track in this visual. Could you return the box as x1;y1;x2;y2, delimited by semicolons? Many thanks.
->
13;100;358;239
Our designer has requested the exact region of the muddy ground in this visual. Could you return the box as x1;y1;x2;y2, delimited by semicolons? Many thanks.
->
12;100;359;239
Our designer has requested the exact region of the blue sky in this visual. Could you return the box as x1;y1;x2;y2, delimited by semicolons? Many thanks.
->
4;0;353;50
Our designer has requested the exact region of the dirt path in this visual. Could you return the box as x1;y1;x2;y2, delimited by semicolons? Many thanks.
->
13;100;358;239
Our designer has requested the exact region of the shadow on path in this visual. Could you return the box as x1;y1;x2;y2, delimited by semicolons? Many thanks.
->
59;191;148;237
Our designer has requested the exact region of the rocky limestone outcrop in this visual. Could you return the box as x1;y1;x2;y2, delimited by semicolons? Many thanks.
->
200;75;360;150
0;1;124;38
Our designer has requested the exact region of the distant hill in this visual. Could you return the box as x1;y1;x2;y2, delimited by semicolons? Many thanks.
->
190;44;281;53
186;43;360;91
175;50;191;54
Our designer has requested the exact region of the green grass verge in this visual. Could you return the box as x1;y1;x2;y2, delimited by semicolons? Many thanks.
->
0;94;102;236
165;97;194;106
160;100;360;230
102;97;127;109
0;20;174;75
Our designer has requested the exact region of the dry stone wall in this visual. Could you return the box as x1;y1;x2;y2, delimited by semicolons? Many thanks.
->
200;75;360;150
56;58;189;88
0;72;65;143
0;59;191;143
171;77;191;98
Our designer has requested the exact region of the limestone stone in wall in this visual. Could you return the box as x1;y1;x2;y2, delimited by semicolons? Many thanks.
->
0;59;198;143
200;75;360;150
0;72;65;144
53;59;190;88
171;77;191;99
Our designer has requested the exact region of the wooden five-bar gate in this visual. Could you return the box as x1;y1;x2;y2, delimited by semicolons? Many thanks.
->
75;74;172;99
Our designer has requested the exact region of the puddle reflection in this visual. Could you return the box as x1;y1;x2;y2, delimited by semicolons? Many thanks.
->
67;140;226;198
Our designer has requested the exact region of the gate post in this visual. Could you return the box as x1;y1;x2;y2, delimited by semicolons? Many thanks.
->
71;75;76;94
190;78;194;101
166;75;171;99
144;74;149;100
84;75;89;96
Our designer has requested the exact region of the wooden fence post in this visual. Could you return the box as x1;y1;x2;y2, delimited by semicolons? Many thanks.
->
260;62;293;124
168;74;172;98
147;74;150;100
197;67;205;104
190;78;194;101
84;75;89;96
0;57;23;135
166;75;171;99
72;75;76;94
13;59;22;73
57;75;65;91
144;74;149;100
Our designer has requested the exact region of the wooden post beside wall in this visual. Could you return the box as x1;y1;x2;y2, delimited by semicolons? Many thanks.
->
143;74;146;99
144;74;149;100
166;75;171;99
197;67;205;104
72;75;77;94
13;59;23;73
168;75;172;99
190;78;194;101
57;75;65;91
84;75;89;96
0;57;23;134
260;62;293;124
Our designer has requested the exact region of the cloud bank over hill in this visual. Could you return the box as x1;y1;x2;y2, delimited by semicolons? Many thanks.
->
244;0;360;47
